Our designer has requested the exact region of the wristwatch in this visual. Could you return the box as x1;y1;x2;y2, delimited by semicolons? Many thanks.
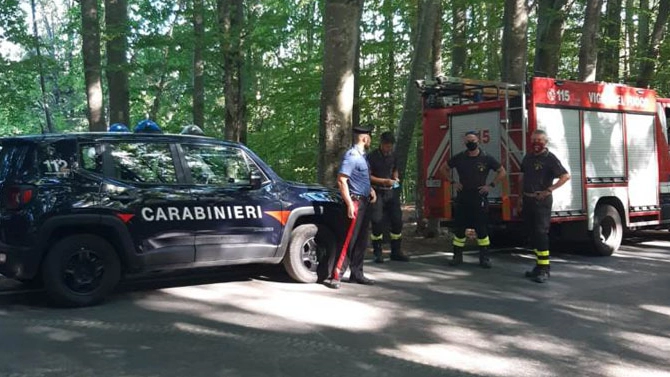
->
488;182;495;188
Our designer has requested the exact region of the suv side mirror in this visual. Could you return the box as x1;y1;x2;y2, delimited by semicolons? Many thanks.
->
250;171;263;190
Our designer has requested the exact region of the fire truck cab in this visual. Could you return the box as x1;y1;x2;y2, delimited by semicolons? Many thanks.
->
420;76;670;255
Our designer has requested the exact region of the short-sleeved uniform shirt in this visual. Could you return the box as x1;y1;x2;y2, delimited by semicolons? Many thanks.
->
520;150;568;192
339;146;371;196
367;148;396;184
447;150;502;191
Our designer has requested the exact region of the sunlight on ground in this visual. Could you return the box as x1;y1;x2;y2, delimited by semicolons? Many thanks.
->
377;343;548;377
142;282;392;333
640;304;670;317
603;363;670;377
616;331;670;360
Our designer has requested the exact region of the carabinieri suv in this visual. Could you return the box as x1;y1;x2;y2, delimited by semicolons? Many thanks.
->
0;133;345;306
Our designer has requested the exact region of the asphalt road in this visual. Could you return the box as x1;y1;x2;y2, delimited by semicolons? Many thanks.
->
1;234;669;377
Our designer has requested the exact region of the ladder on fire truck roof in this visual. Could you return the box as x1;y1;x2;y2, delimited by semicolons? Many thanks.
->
418;76;529;190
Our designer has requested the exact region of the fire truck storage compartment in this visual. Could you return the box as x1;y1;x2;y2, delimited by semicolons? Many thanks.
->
535;107;584;214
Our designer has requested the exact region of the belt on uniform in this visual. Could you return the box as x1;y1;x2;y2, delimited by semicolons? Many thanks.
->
373;185;393;191
350;194;366;201
523;191;550;197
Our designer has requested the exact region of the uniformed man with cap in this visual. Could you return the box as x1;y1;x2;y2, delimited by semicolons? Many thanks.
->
323;123;377;289
367;131;409;263
441;130;506;268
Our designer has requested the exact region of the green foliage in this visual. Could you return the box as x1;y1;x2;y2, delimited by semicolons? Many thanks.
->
2;0;670;194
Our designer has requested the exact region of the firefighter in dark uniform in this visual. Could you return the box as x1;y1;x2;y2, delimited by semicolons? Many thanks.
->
519;129;570;283
323;124;377;289
441;131;506;268
367;131;410;263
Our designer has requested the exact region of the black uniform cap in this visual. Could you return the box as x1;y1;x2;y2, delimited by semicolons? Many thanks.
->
353;123;374;134
380;131;395;144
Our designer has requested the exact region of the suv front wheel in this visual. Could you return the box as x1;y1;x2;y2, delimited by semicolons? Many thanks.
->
283;224;335;283
42;234;121;307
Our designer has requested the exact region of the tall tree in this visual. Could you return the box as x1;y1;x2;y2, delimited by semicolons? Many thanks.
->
30;0;54;133
501;0;529;82
419;0;443;237
219;0;247;143
394;0;440;181
317;0;363;187
451;0;467;76
352;0;364;131
80;0;105;131
383;0;396;130
578;0;603;81
105;0;129;126
193;0;205;128
636;0;670;87
533;0;569;77
598;0;622;82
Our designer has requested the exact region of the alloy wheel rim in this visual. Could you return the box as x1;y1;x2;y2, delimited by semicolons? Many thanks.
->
63;248;105;294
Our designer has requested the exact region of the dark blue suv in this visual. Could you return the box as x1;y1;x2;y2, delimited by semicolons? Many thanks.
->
0;133;345;306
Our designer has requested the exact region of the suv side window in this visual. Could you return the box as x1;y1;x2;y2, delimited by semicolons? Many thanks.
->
109;142;177;184
182;144;263;186
80;143;104;174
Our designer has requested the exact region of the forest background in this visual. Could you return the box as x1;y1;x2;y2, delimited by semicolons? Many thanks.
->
1;0;669;212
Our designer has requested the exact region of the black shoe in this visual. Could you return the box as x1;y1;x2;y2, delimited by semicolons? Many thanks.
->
390;253;410;262
479;258;492;269
374;255;385;263
532;269;550;283
324;278;341;289
350;276;375;285
525;266;551;279
449;252;463;266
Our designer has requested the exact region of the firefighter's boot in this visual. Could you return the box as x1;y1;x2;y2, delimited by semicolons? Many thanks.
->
372;239;384;264
525;266;551;282
389;238;410;262
449;246;464;266
478;246;492;269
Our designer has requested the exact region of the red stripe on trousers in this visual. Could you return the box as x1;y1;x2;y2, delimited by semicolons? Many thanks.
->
333;200;360;280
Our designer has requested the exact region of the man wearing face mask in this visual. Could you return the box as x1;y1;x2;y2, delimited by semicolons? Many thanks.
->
367;131;410;263
519;129;570;283
441;131;506;268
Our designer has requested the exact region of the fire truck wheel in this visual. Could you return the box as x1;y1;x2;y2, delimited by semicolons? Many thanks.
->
591;204;623;256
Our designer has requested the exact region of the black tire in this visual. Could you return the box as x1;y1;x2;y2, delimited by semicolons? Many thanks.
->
591;204;623;256
283;224;336;283
42;234;121;307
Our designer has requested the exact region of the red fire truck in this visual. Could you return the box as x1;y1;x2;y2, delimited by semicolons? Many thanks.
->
419;76;670;255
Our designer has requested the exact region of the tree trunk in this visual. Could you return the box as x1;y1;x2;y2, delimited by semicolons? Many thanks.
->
80;0;105;131
31;0;54;133
317;0;363;187
420;1;443;238
219;0;247;143
636;0;670;88
598;0;622;82
193;0;205;128
394;0;440;181
578;0;603;81
149;18;178;121
451;0;467;77
384;0;396;131
533;0;568;78
638;0;650;68
501;0;529;83
105;0;129;127
352;0;364;130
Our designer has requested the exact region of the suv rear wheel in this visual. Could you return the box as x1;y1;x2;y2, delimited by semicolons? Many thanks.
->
283;224;335;283
42;234;121;307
